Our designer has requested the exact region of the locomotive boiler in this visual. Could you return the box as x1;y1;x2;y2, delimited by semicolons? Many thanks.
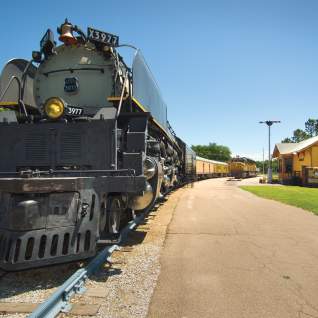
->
0;20;196;270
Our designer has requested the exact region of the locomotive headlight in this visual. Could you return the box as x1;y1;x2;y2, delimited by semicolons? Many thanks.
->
44;97;65;119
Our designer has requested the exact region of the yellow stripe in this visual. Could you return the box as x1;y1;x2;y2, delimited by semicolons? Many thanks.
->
132;97;147;112
0;102;19;106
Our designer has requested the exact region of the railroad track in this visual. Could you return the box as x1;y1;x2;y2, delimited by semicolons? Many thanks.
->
0;185;182;318
24;206;151;318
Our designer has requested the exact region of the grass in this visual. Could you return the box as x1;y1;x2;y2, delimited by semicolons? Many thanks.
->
240;185;318;215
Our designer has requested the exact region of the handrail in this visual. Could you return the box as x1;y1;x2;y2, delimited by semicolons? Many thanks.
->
0;168;136;178
115;71;129;119
0;76;28;118
0;76;21;103
43;67;104;77
113;70;129;170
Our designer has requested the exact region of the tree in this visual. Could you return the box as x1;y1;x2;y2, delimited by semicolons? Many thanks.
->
305;118;318;137
191;143;231;162
281;137;294;143
292;129;309;143
282;118;318;143
255;160;278;174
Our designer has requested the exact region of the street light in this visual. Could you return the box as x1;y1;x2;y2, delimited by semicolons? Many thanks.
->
259;120;281;183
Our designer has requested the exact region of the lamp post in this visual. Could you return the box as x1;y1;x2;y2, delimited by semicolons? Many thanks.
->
259;120;281;183
262;147;265;176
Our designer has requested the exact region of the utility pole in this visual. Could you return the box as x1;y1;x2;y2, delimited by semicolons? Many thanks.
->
259;120;281;183
262;147;265;176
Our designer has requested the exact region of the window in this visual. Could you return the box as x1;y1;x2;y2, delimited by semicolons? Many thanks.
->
298;152;305;161
284;157;293;173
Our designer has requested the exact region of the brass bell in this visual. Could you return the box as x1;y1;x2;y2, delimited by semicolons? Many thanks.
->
58;19;77;45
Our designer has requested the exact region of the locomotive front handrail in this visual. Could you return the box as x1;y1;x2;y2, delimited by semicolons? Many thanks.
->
43;67;105;76
0;76;28;117
0;76;21;102
0;168;136;178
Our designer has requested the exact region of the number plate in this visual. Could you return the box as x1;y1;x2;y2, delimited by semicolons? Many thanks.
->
66;106;84;116
87;27;119;47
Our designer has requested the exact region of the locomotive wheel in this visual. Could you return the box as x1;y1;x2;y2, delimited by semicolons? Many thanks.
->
97;196;123;244
107;196;122;234
99;196;107;234
121;208;135;225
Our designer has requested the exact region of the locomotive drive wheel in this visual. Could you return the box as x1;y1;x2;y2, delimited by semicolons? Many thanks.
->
106;196;123;241
120;207;135;226
98;196;134;244
99;196;107;235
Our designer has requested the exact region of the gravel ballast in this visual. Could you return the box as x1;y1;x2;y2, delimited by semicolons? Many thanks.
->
0;187;185;318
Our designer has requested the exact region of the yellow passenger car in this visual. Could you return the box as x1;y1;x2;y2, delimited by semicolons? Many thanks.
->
196;156;229;179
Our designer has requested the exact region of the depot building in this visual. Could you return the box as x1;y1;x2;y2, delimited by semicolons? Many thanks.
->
273;136;318;186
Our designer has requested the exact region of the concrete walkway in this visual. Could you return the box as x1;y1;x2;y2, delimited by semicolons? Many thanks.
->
147;178;318;318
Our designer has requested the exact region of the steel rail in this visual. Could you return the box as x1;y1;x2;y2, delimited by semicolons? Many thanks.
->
28;210;148;318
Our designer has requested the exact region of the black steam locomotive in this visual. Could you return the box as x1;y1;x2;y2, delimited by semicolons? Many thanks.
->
0;20;196;270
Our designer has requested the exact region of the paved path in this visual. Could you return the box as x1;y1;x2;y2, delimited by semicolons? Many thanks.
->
147;178;318;318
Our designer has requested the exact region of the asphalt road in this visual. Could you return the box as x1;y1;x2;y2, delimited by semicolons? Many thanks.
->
147;178;318;318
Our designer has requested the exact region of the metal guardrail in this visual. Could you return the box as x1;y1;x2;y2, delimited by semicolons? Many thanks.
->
28;211;147;318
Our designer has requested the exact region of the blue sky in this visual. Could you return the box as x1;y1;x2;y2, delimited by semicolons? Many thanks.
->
0;0;317;160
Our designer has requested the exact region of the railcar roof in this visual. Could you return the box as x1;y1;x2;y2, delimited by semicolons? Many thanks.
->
196;156;228;165
230;157;256;164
